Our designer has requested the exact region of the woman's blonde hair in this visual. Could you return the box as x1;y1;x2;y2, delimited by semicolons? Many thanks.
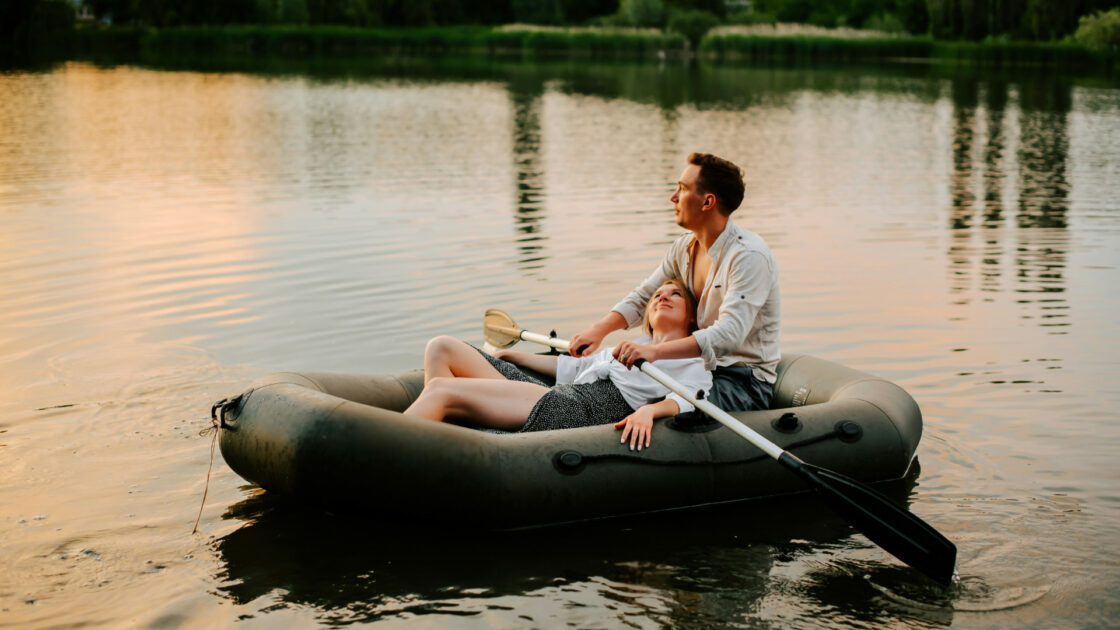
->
642;278;698;335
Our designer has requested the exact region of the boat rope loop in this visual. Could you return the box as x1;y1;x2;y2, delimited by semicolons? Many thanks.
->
192;391;251;535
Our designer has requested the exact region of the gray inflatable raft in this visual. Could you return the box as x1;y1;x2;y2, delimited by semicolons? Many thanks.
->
216;353;922;529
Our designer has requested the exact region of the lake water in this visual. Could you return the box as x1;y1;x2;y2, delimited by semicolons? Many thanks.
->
1;57;1118;628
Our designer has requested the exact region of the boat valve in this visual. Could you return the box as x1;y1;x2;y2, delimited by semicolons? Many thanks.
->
553;450;585;475
835;420;864;443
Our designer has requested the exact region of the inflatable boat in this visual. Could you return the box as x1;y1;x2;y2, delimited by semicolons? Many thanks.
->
214;352;923;529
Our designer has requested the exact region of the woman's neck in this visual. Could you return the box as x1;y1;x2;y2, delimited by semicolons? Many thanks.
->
650;327;689;345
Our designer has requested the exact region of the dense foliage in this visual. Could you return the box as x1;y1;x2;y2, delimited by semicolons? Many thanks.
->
926;0;1120;41
1072;7;1120;51
1;0;75;60
751;0;929;33
3;0;1117;67
78;0;623;27
750;0;1120;40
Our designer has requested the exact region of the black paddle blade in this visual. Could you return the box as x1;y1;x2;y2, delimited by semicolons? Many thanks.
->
779;453;957;585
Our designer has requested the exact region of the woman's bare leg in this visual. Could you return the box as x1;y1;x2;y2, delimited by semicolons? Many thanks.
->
422;335;507;385
404;377;549;431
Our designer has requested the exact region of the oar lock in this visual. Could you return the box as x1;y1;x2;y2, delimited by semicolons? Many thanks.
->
772;412;801;433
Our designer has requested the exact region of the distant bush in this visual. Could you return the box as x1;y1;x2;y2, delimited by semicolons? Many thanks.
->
1072;7;1120;54
619;0;664;28
699;33;935;62
512;0;564;25
932;39;1102;66
667;9;719;49
726;10;777;26
862;12;906;34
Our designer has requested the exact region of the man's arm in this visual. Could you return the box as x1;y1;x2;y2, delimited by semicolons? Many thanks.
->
568;310;626;357
612;334;700;369
614;250;773;370
571;240;685;357
691;250;774;369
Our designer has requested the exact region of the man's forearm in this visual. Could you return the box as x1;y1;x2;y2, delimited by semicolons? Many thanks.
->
591;311;628;336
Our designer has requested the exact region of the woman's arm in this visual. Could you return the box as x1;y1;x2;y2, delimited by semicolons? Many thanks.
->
492;349;558;378
614;398;680;451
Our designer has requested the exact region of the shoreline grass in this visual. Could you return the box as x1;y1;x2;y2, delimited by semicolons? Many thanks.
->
75;24;689;60
69;24;1114;71
701;30;1111;68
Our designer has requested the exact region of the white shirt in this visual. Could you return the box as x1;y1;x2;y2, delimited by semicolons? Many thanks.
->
556;336;713;414
611;221;781;383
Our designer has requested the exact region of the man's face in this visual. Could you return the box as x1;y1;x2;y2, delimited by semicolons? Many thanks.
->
670;164;709;229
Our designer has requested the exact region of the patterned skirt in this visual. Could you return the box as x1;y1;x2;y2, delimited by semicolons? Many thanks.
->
477;349;635;432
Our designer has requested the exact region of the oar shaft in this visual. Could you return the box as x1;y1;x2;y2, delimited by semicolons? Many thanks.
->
520;330;570;353
492;316;957;583
637;361;785;460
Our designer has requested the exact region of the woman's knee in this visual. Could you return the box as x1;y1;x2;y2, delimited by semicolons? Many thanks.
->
425;335;465;361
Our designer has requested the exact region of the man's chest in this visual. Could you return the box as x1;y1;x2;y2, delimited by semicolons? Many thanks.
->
690;250;713;298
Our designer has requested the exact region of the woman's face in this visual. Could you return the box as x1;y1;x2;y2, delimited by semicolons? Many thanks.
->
647;283;693;334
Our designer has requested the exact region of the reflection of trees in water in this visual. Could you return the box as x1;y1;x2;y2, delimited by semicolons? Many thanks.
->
946;76;1070;334
509;74;548;272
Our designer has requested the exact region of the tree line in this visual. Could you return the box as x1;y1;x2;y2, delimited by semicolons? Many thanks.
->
3;0;1118;62
752;0;1119;40
69;0;1120;42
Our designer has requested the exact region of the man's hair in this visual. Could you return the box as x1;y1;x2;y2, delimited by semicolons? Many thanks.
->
688;152;745;215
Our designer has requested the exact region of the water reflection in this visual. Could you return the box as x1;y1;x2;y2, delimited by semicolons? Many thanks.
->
509;73;548;272
945;76;1071;334
213;476;921;626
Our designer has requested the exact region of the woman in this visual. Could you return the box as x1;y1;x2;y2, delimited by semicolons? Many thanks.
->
404;279;712;450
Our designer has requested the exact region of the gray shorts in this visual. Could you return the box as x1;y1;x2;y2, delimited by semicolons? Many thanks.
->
707;365;773;412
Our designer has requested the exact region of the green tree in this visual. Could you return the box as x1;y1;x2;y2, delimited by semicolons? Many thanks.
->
512;0;564;24
620;0;664;26
1072;6;1120;51
665;0;726;18
564;0;619;23
927;0;1120;41
667;8;718;47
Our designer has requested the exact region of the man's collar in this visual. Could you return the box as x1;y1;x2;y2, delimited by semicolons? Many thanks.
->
691;220;735;257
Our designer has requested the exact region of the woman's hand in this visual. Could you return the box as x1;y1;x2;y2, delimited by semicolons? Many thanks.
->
613;399;680;451
612;340;657;370
615;407;655;451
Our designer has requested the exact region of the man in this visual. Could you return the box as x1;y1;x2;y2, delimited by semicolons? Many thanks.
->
569;152;780;412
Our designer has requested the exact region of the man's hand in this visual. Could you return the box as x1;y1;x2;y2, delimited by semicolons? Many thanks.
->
570;311;628;357
612;340;658;370
568;328;606;357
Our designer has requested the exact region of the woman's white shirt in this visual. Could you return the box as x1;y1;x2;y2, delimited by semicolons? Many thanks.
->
555;336;713;414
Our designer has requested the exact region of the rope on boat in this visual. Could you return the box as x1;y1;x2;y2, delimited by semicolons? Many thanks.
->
192;392;248;535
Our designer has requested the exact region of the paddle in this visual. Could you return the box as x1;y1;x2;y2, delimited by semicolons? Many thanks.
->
483;309;958;585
